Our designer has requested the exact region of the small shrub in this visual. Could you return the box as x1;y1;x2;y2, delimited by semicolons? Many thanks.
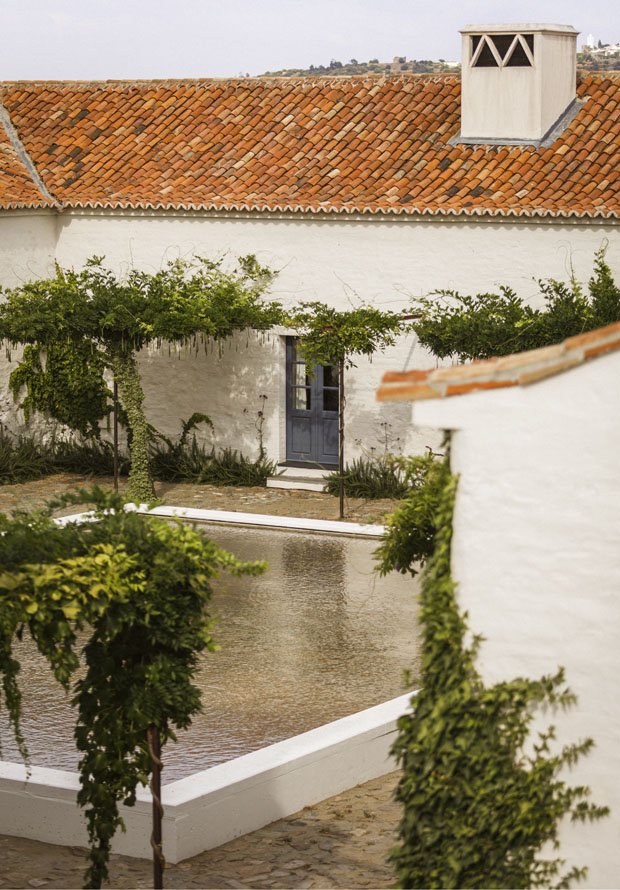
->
0;428;52;483
325;454;408;499
56;438;132;477
0;418;277;489
375;450;448;574
150;415;278;487
194;446;278;487
0;430;131;485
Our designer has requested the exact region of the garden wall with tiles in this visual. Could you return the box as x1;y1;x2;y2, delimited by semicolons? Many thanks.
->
413;347;620;890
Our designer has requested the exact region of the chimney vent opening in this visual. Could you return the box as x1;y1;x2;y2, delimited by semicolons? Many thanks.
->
471;33;534;68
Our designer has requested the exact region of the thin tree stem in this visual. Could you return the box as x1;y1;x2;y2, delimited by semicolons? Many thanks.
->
339;361;345;520
147;725;165;890
113;378;119;494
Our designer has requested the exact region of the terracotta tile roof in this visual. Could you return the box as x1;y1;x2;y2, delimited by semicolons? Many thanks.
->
0;73;618;217
376;321;620;403
0;112;54;208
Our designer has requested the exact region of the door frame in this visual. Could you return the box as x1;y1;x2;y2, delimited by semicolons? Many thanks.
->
284;338;338;467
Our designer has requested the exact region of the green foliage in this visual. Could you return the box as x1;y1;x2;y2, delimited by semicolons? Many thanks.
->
324;454;407;499
375;450;449;575
0;256;282;500
381;458;608;888
0;487;265;887
0;423;276;489
289;301;405;368
0;429;131;484
412;249;620;361
150;414;278;486
108;349;153;501
192;446;277;487
51;437;131;477
9;342;112;438
0;256;280;352
0;428;53;483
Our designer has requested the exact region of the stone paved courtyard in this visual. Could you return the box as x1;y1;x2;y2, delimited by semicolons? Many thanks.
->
0;772;400;889
0;475;407;889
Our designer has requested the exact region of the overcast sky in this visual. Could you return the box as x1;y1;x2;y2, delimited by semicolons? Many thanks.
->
0;0;618;81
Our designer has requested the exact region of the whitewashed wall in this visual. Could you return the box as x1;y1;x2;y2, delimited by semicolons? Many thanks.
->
0;212;58;435
1;209;618;462
0;212;57;286
414;351;620;889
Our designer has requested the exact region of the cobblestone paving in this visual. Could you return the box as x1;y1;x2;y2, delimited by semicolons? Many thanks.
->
0;772;400;889
0;474;398;526
0;476;404;888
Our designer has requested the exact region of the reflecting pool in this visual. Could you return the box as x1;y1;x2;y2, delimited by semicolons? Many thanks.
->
0;523;420;782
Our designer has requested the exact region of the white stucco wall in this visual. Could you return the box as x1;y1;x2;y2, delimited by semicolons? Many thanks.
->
1;208;618;464
0;212;57;286
414;350;620;889
52;211;618;461
0;212;59;435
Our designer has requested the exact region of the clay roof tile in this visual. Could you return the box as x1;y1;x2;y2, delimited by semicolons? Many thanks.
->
0;72;618;217
377;321;620;403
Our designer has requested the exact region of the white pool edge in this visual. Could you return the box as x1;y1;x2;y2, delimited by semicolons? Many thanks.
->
56;504;386;537
0;692;414;862
1;507;407;861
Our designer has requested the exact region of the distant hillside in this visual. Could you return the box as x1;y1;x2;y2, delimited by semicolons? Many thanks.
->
261;57;460;77
262;52;620;77
577;52;620;71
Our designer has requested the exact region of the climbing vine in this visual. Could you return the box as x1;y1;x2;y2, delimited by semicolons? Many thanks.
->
0;255;282;501
0;488;266;888
9;341;112;438
410;248;620;362
377;453;608;889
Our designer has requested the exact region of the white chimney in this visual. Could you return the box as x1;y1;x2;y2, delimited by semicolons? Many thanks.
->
458;23;579;145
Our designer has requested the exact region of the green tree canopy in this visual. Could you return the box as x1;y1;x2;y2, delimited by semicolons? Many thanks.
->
0;487;265;887
411;249;620;362
0;256;282;500
289;301;405;368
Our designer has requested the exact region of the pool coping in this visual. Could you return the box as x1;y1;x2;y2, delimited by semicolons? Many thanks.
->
0;507;413;863
0;692;414;862
56;503;386;537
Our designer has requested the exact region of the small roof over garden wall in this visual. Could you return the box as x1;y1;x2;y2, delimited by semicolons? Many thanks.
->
376;320;620;402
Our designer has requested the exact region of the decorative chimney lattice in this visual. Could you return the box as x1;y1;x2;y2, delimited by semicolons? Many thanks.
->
470;33;534;68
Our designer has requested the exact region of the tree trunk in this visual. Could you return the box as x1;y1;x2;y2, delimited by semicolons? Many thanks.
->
338;361;345;520
113;378;119;494
147;725;165;890
108;349;155;502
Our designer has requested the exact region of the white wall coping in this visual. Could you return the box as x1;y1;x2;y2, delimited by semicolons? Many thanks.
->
55;504;386;538
0;692;414;861
164;693;413;805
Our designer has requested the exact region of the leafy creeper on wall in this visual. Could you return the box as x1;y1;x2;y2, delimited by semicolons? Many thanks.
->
377;452;608;889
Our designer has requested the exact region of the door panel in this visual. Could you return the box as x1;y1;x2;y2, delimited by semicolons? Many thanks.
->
286;338;339;466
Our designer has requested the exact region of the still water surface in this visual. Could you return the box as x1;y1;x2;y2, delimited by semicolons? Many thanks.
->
0;524;420;783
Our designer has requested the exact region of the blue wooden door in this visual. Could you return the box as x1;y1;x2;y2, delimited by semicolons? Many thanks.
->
286;338;339;466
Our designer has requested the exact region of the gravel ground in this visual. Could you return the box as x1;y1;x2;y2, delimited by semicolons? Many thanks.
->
0;474;399;526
